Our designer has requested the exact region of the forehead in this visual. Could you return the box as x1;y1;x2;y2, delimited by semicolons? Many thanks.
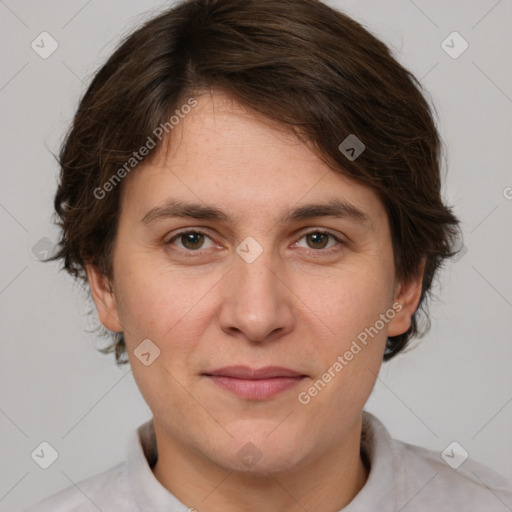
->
119;91;385;226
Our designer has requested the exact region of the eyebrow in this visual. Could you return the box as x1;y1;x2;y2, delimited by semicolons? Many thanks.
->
140;199;370;226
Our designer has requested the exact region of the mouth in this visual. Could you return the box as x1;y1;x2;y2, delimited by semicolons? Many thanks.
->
202;366;307;400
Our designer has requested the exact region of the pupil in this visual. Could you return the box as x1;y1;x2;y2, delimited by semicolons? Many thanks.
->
183;232;203;250
308;232;328;249
180;232;328;251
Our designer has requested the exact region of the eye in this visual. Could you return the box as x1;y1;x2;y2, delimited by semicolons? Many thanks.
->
165;228;344;257
295;230;343;252
166;230;215;253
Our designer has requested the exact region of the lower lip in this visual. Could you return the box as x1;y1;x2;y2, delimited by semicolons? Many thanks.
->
206;375;305;400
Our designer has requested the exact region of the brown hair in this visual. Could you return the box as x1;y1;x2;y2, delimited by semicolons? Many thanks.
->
49;0;460;365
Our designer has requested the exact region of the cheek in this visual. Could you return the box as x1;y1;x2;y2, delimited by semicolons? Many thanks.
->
311;267;394;343
301;314;385;433
113;255;221;351
298;266;392;407
113;252;179;328
113;263;211;417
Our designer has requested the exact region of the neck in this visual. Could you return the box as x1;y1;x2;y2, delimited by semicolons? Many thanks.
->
152;415;368;512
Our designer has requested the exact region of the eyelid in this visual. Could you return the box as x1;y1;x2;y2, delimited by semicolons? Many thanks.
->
165;227;346;254
165;228;343;244
165;228;217;251
293;228;344;252
295;226;343;239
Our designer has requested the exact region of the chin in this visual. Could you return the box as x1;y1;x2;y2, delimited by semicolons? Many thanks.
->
216;429;310;476
228;449;307;476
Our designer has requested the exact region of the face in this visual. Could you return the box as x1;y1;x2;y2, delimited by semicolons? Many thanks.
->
87;91;422;475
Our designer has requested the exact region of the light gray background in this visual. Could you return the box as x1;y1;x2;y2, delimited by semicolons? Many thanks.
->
1;0;511;510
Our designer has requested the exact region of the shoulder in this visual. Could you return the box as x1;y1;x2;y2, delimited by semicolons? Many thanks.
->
395;438;512;511
17;462;131;512
360;412;512;512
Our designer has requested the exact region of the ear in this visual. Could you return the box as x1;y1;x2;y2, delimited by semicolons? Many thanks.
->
387;258;425;337
85;263;123;333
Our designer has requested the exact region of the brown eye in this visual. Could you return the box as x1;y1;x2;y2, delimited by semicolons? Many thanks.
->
167;230;215;253
296;230;340;251
180;232;206;250
305;232;330;249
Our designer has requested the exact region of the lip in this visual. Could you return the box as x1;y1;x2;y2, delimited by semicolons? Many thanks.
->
205;365;305;379
203;366;307;400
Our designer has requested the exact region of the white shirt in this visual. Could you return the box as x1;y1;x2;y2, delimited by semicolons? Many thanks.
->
18;411;512;511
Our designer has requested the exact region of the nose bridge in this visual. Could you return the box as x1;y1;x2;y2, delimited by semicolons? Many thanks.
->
219;238;292;342
237;245;278;299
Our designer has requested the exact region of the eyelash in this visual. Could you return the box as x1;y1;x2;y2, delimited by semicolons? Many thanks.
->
165;229;344;257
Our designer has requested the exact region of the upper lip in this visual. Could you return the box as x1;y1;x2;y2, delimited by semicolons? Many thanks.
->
204;366;306;379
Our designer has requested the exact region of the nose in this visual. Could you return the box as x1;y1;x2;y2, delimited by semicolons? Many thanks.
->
218;247;295;343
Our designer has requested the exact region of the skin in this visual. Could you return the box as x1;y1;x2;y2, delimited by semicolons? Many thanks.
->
86;90;423;512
